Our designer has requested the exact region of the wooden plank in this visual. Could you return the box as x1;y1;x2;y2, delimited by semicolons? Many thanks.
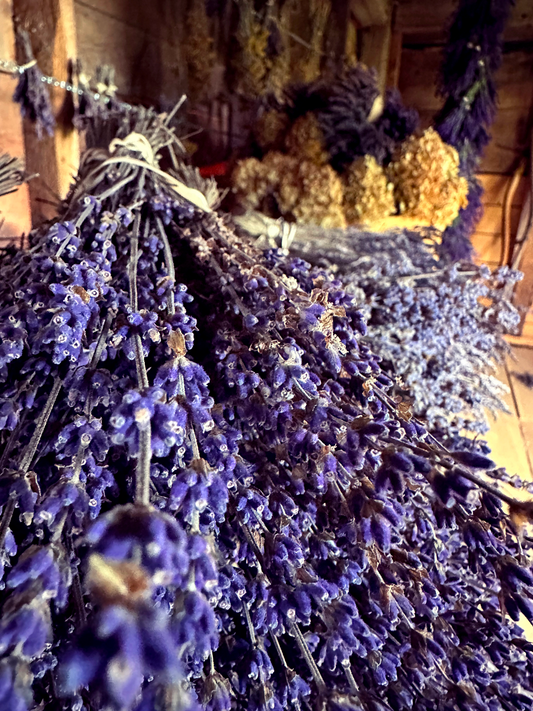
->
478;173;528;207
513;220;533;333
386;29;402;89
471;232;502;265
0;0;31;240
483;362;532;481
520;420;533;480
350;0;389;27
507;346;533;420
476;204;520;237
12;0;80;226
74;0;186;107
360;21;392;93
480;107;529;174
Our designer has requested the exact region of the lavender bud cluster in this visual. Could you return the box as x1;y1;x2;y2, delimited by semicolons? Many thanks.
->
0;108;532;711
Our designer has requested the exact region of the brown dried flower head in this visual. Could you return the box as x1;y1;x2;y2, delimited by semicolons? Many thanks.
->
388;128;469;230
285;113;329;166
342;155;395;224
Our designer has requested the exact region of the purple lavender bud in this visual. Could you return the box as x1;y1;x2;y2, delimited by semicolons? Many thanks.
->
452;451;496;469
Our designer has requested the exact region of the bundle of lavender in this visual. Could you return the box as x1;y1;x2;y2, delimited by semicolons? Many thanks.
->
1;107;533;711
237;218;520;439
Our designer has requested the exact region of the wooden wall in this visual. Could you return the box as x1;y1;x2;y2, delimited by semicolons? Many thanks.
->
0;0;30;242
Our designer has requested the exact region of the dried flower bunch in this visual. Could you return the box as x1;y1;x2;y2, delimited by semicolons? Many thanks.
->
270;221;520;436
253;108;291;153
2;105;533;711
183;0;216;100
0;153;25;198
285;113;329;166
342;156;395;225
233;150;346;228
435;0;515;260
290;67;419;173
234;66;422;228
234;0;294;99
388;129;469;231
13;30;55;138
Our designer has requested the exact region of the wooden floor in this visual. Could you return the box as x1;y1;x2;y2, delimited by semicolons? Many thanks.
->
484;345;533;482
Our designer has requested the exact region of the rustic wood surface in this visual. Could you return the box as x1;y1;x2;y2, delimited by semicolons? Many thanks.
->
12;0;80;226
0;0;31;240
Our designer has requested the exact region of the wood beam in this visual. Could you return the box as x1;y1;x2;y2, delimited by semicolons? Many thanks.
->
350;0;389;28
386;29;402;88
12;0;79;226
0;0;31;241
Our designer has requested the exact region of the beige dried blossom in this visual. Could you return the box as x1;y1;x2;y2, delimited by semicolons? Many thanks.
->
232;151;345;228
343;155;395;224
388;128;469;230
285;113;329;166
279;159;346;228
254;109;290;153
232;157;271;210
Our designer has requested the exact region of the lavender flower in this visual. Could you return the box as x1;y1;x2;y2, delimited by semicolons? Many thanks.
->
13;31;55;138
0;106;532;711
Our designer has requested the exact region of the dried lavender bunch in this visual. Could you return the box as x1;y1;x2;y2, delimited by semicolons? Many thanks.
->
0;153;25;198
13;31;55;139
1;108;533;711
270;68;419;172
435;0;515;260
250;219;520;436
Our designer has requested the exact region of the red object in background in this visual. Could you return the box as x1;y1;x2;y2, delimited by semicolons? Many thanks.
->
199;161;230;178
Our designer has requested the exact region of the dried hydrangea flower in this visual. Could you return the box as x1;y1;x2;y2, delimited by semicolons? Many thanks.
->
388;128;469;230
253;108;291;153
285;113;329;166
342;155;395;224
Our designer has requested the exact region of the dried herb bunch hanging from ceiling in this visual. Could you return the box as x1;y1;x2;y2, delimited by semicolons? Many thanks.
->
435;0;515;261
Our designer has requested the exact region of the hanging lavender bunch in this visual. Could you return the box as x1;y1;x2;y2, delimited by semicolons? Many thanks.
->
278;67;419;171
1;107;533;711
13;30;55;138
435;0;515;260
240;216;521;437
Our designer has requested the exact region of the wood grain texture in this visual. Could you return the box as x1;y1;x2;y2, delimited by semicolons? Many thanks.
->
12;0;80;225
513;220;533;333
483;362;532;481
350;0;390;27
508;346;533;421
397;0;533;43
478;173;528;207
0;0;31;239
74;0;187;107
360;22;392;93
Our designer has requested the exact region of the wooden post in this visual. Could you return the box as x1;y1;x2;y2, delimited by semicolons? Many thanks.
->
386;29;402;88
359;23;392;93
355;0;393;93
12;0;79;226
0;0;31;241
